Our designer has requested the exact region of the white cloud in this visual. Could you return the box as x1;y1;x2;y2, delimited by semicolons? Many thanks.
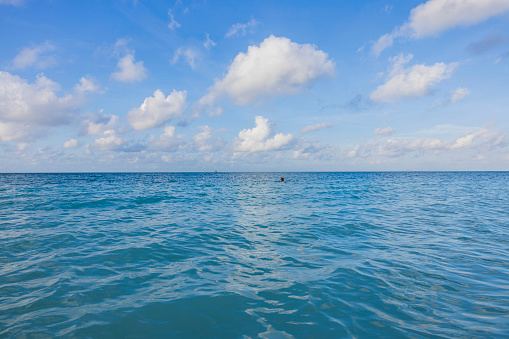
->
81;112;119;136
92;129;126;151
63;139;79;149
12;41;56;69
292;139;338;161
347;145;361;158
348;124;506;159
450;87;471;103
74;76;101;94
192;125;225;152
372;0;509;55
234;116;294;152
200;35;334;106
225;18;258;38
171;47;198;69
203;33;216;49
370;54;457;103
375;127;395;135
111;54;147;83
0;122;31;141
127;89;186;130
168;9;181;31
0;71;85;126
149;125;185;152
372;33;398;57
301;122;332;134
408;0;509;38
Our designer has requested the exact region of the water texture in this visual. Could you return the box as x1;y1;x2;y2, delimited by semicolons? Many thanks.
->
1;172;508;338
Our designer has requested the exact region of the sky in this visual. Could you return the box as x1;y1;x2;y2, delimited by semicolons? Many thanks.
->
1;0;509;172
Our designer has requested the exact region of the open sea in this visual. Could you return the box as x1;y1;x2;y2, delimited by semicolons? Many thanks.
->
1;172;508;338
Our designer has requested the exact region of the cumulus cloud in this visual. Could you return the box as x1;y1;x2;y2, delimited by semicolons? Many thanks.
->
225;18;258;38
372;0;509;56
171;47;198;69
450;87;471;103
200;35;334;106
74;76;101;94
301;122;332;134
149;125;185;152
92;129;127;151
370;54;457;103
0;71;86;126
127;89;186;130
168;9;181;31
81;112;120;136
111;54;147;83
62;139;79;149
192;125;225;152
234;116;294;152
12;41;56;69
375;127;395;135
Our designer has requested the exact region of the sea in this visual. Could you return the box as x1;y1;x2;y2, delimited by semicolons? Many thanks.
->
1;172;508;338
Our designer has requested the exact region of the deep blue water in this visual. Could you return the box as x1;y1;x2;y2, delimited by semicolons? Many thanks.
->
1;172;508;338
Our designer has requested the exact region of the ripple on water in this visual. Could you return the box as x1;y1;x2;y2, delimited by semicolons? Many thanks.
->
1;172;509;338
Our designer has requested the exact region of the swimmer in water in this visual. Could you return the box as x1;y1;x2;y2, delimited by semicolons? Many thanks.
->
280;177;284;182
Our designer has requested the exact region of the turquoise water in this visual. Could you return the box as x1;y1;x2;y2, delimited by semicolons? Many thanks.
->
1;172;508;338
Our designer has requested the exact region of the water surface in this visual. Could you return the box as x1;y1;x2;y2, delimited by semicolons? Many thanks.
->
1;172;508;338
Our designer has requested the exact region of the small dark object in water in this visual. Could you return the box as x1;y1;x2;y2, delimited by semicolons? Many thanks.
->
280;177;284;182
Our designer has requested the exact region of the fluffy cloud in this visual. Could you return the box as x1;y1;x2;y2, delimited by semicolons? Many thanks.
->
171;47;198;69
301;123;332;134
372;0;509;55
149;125;185;152
11;41;55;69
192;125;225;152
92;129;127;151
0;71;85;126
62;139;79;149
450;87;471;103
234;116;294;152
370;54;457;103
128;89;186;130
74;76;101;94
225;18;258;38
111;55;147;83
81;112;119;136
200;35;334;106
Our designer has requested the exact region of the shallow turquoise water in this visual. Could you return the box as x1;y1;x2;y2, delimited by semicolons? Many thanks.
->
1;172;508;338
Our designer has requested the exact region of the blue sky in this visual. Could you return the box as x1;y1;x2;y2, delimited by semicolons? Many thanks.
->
1;0;509;172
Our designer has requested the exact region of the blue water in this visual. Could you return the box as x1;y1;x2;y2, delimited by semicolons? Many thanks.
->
1;172;508;338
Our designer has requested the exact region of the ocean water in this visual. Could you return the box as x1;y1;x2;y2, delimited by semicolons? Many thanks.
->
1;172;508;338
